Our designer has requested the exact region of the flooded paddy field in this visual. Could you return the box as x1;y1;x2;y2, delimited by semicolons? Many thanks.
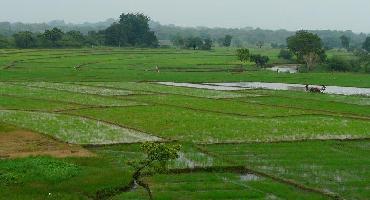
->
158;82;370;96
0;48;369;199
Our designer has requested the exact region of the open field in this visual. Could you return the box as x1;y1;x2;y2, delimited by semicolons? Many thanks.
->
0;48;369;199
1;48;370;87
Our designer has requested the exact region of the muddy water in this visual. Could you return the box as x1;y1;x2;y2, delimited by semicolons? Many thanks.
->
157;82;370;96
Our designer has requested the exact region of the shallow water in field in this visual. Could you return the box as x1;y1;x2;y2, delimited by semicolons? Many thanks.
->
208;82;370;96
268;65;298;74
156;82;370;96
240;173;260;181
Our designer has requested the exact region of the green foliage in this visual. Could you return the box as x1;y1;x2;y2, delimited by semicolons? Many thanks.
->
201;38;213;50
250;54;270;67
131;142;181;174
0;157;80;185
104;13;158;47
184;36;203;50
13;31;36;48
220;35;232;47
236;48;250;63
0;34;12;48
325;56;361;72
363;36;370;52
340;35;350;50
278;49;293;60
287;30;326;64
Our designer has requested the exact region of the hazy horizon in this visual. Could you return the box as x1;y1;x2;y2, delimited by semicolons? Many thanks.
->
1;0;370;33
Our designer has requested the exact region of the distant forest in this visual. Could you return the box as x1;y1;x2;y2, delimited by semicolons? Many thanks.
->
0;17;369;49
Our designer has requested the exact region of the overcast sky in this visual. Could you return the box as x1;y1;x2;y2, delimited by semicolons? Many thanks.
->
1;0;370;33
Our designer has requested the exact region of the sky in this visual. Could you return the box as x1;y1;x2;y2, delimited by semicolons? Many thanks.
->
1;0;370;33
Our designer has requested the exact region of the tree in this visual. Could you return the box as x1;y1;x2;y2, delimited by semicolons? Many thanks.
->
363;37;370;52
130;143;181;200
171;35;185;48
256;41;264;48
43;28;64;47
221;35;232;47
184;37;203;50
0;34;11;48
13;31;36;48
236;48;250;64
59;30;86;48
303;52;320;71
250;54;269;67
278;49;293;60
86;31;105;46
201;38;213;50
340;35;350;50
104;13;158;47
287;30;326;69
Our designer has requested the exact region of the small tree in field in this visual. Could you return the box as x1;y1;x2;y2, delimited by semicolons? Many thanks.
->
236;48;250;65
250;54;269;67
287;31;326;62
130;142;181;200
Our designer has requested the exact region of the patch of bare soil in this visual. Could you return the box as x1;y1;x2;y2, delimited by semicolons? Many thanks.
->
0;130;94;158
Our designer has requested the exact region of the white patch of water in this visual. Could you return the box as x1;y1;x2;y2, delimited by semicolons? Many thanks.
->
240;173;260;181
157;82;247;91
268;66;298;74
207;82;370;96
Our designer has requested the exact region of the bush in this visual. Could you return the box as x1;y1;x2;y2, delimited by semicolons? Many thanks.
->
250;54;269;67
0;157;81;184
278;49;293;60
326;56;361;72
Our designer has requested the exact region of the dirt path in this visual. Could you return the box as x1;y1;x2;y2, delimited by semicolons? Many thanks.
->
0;130;93;158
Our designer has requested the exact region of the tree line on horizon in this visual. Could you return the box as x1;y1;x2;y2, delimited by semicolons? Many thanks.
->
1;13;370;51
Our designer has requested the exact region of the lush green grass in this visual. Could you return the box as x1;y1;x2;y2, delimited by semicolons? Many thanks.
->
69;105;369;143
0;82;143;106
0;48;369;199
0;156;134;200
116;172;326;200
1;48;369;87
0;110;160;144
204;140;370;199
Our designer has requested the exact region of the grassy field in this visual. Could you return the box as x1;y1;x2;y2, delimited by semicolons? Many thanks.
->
1;48;369;87
0;48;369;199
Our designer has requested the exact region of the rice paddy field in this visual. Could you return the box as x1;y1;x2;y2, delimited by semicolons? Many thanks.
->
0;48;369;200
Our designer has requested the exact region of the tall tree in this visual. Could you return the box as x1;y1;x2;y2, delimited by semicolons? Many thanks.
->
287;30;326;70
363;37;370;52
0;34;11;48
104;13;158;47
340;35;350;50
42;28;64;47
201;38;213;50
222;35;232;47
236;48;250;64
250;54;269;67
13;31;36;48
184;37;203;50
